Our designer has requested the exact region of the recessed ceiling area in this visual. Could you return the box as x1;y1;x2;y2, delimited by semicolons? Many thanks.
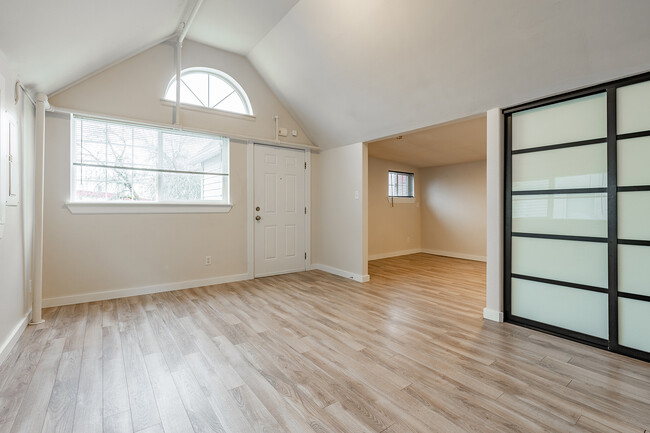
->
367;115;486;168
188;0;299;55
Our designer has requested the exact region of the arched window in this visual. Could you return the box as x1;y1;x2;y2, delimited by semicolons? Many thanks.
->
164;68;253;116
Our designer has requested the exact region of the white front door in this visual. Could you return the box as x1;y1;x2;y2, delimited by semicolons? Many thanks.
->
254;145;306;277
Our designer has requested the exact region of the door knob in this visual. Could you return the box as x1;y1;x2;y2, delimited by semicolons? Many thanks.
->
256;206;261;211
256;215;261;221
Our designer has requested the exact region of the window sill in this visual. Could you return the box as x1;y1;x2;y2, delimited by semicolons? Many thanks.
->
65;201;233;215
160;99;255;121
388;197;416;204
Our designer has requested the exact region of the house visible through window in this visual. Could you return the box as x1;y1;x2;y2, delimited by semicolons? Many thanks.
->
72;116;229;203
388;171;414;197
164;67;252;116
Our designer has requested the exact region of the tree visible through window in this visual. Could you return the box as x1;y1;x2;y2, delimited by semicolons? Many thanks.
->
388;171;414;197
72;116;229;203
164;68;252;115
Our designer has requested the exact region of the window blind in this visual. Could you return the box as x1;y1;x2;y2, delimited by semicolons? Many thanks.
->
73;115;229;203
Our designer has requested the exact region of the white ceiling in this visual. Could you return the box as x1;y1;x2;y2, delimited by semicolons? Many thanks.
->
188;0;299;55
0;0;188;94
368;115;486;168
0;0;299;94
2;0;650;149
249;0;650;148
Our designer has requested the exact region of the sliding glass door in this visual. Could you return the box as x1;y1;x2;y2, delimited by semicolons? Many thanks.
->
616;80;650;357
504;72;650;362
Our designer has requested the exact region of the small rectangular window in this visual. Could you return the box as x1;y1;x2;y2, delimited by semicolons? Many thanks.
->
72;116;229;204
388;171;414;197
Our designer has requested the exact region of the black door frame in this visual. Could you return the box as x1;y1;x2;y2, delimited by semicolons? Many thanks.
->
503;70;650;363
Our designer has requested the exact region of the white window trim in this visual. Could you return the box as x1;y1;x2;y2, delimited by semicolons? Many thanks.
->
65;201;233;215
388;197;416;204
160;99;255;121
164;67;253;116
70;115;232;212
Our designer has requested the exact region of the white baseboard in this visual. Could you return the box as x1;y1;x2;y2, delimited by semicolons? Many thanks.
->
483;308;504;322
311;264;370;283
422;249;487;262
42;272;251;308
368;248;422;261
254;267;307;278
0;311;30;367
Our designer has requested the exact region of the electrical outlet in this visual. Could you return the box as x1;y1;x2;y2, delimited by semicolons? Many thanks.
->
205;256;212;266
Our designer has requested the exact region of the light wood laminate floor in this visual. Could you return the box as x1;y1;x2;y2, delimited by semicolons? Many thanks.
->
1;253;649;433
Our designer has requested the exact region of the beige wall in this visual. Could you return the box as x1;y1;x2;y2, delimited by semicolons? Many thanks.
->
50;40;313;147
420;160;487;260
368;157;421;259
42;41;314;305
0;54;36;363
313;142;367;281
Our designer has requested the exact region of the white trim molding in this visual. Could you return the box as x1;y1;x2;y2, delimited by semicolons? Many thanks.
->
368;249;422;261
160;99;256;121
305;150;312;271
486;108;505;329
422;249;487;262
246;140;255;279
387;197;416;204
43;272;250;307
48;105;318;151
483;308;504;322
65;201;233;215
0;311;30;367
311;264;370;283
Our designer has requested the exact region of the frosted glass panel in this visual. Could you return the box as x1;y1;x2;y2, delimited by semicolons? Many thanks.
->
619;245;650;297
618;137;650;186
512;143;606;191
511;237;608;287
617;80;650;135
618;191;650;240
512;93;607;150
619;298;650;352
512;278;608;338
512;193;607;237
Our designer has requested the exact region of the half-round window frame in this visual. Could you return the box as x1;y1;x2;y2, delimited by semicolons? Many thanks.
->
164;67;253;116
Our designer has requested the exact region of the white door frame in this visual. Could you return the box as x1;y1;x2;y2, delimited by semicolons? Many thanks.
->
246;141;311;279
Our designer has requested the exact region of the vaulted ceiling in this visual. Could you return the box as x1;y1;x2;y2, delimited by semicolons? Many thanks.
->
1;0;650;149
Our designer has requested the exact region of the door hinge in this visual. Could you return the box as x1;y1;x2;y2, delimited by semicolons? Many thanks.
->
304;207;307;214
305;252;307;259
304;162;307;169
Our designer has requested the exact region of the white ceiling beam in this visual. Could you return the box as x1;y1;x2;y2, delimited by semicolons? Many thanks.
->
178;0;205;43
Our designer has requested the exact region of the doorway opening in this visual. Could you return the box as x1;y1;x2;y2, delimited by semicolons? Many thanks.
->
364;114;488;312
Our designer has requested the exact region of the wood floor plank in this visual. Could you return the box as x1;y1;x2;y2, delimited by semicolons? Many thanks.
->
0;254;648;433
171;367;227;433
41;349;82;433
0;327;56;428
9;338;65;433
103;411;133;433
72;303;103;433
120;324;160;432
102;325;130;419
144;353;194;433
184;352;267;433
